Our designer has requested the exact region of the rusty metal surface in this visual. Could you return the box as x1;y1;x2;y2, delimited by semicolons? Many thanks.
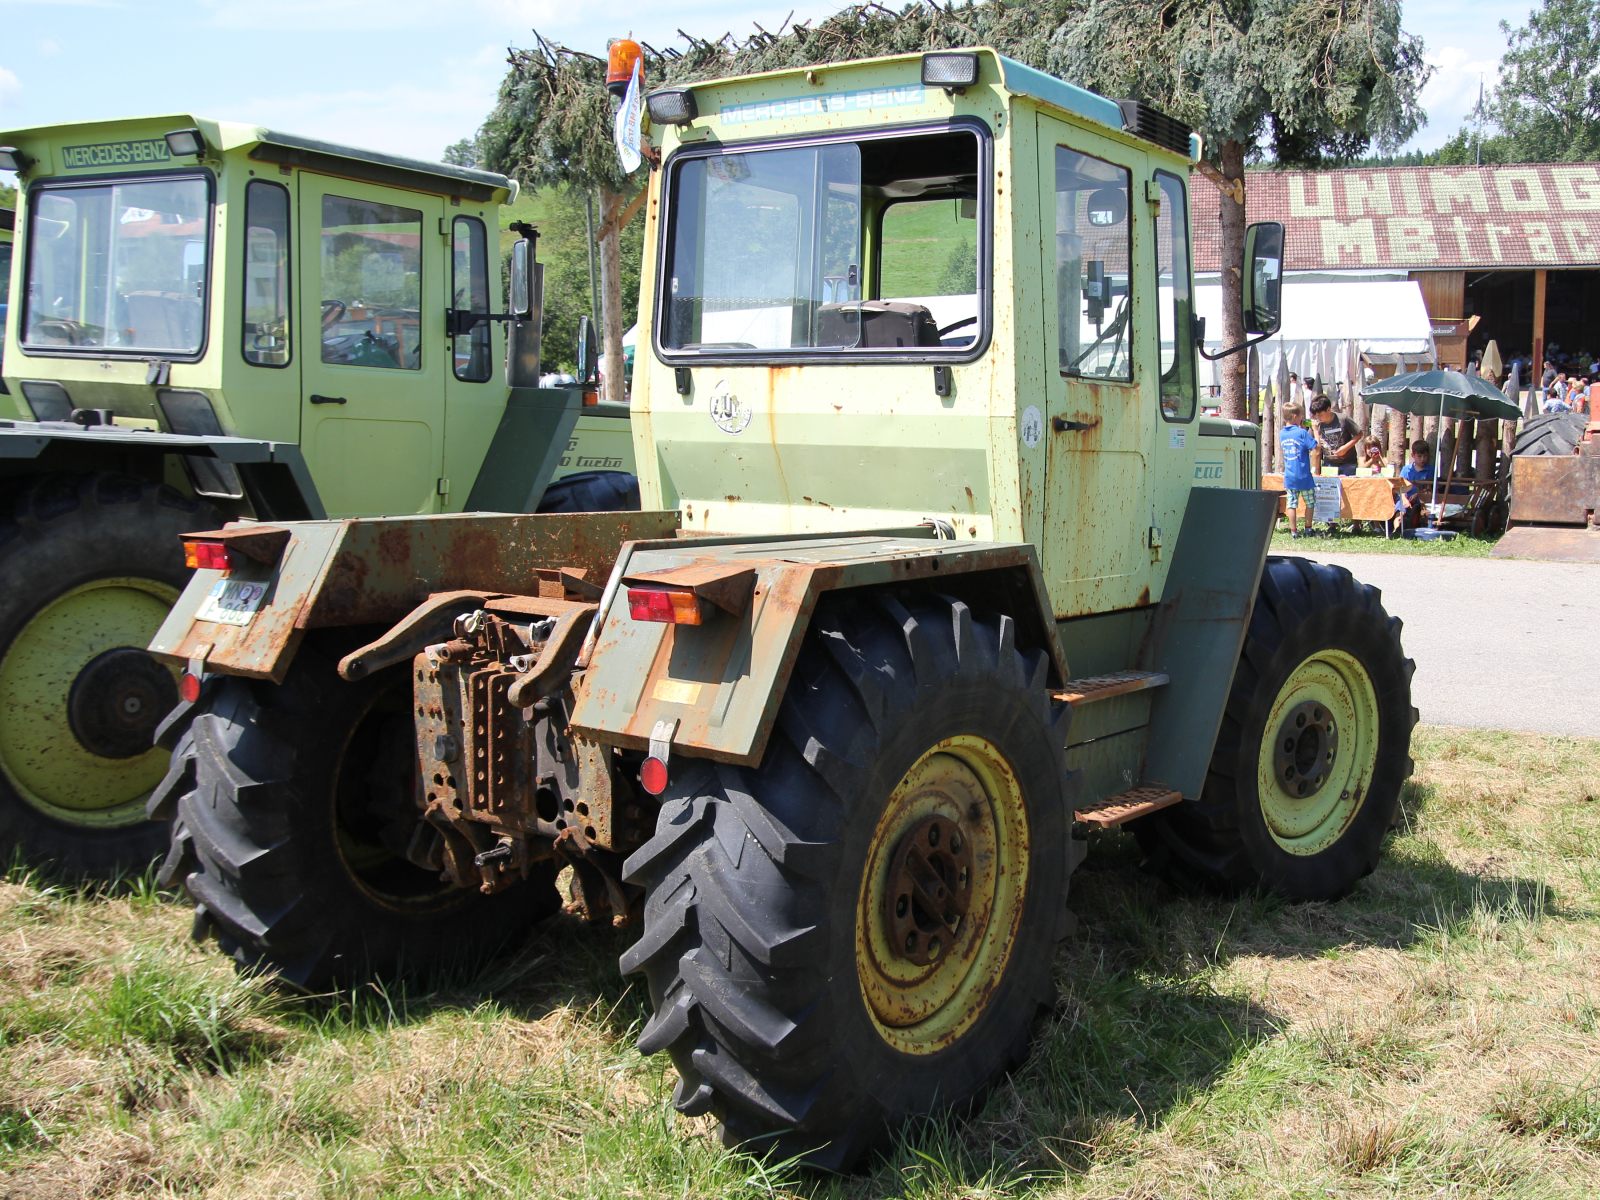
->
149;510;679;682
884;813;975;967
1509;456;1600;525
1054;670;1169;705
1491;526;1600;563
1065;727;1149;812
571;535;1063;766
1074;785;1181;827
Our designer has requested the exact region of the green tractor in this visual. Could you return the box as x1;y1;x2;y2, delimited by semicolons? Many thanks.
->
147;50;1415;1168
0;120;634;878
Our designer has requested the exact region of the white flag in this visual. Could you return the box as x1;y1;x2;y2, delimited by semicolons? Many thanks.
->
614;59;644;175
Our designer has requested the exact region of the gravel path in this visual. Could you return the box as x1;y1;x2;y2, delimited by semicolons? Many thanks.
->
1294;551;1599;737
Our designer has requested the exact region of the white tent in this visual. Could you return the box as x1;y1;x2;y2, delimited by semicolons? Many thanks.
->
1194;277;1436;392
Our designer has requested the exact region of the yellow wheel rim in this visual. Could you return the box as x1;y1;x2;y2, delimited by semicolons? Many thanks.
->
856;735;1030;1056
1255;648;1380;856
0;578;179;827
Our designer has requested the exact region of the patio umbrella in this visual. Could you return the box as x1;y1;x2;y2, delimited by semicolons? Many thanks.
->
1362;369;1521;508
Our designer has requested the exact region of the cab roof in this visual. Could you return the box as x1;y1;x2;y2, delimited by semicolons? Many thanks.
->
0;115;514;203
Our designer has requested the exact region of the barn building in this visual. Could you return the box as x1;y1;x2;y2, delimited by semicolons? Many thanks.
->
1193;163;1600;375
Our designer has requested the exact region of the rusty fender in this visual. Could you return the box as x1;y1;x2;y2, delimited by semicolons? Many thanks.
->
147;510;682;682
569;533;1067;767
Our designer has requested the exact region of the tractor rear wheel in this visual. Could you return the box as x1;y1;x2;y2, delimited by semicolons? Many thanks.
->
620;591;1077;1170
0;473;217;878
1138;556;1417;900
151;633;560;989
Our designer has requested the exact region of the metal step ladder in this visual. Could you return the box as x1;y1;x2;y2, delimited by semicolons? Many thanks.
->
1053;671;1181;828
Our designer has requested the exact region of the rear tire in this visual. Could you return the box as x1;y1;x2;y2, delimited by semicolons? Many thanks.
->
620;591;1077;1169
1139;557;1417;900
537;470;639;513
0;473;217;879
151;633;560;989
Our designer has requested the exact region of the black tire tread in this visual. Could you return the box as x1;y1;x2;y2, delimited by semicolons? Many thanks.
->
620;591;1075;1170
0;472;217;877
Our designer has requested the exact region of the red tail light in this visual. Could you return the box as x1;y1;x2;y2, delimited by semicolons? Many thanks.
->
179;672;202;703
183;540;231;573
627;587;708;625
640;756;669;795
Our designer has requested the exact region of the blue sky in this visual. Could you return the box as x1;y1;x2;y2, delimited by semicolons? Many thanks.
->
0;0;1539;191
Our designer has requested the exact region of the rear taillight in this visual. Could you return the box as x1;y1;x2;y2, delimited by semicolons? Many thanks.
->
627;587;708;625
640;756;669;795
179;672;202;703
183;539;231;573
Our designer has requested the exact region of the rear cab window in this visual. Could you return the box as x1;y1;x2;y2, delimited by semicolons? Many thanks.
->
658;124;989;362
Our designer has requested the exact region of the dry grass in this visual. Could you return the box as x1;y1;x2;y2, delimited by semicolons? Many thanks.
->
0;724;1597;1197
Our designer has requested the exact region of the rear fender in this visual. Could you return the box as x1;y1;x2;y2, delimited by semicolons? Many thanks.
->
148;510;682;682
569;534;1066;766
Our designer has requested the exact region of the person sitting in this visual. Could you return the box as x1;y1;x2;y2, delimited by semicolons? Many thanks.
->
1280;401;1321;538
1544;375;1572;413
1360;435;1391;474
1310;394;1361;476
1397;439;1435;529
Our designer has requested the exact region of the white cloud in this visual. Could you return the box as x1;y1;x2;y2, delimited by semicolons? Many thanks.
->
0;66;21;109
37;38;60;55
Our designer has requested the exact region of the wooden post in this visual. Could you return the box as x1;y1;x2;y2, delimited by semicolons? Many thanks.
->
597;188;626;404
1533;269;1548;390
1477;419;1499;481
1263;381;1277;473
1247;345;1260;423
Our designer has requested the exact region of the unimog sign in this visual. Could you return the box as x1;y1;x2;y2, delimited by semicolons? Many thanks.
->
142;48;1415;1171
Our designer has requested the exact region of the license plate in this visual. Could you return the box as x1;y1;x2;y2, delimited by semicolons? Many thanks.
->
195;578;268;626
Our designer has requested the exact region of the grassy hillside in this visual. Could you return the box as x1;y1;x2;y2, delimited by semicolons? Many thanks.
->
1;725;1598;1197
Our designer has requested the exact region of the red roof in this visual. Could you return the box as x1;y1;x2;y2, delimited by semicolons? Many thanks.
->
1191;164;1600;272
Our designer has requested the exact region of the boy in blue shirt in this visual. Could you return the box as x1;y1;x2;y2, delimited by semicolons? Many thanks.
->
1397;439;1434;528
1279;401;1320;537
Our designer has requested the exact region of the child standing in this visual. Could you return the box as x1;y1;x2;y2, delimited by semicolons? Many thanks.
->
1279;401;1320;537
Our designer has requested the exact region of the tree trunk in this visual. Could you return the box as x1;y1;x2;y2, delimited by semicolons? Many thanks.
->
1455;417;1475;477
597;188;626;404
1476;419;1498;481
1409;411;1424;457
1247;345;1260;422
1438;418;1455;474
1262;385;1277;473
1218;140;1248;422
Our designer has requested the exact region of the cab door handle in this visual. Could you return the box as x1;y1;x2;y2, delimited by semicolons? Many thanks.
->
1053;416;1098;432
309;394;347;405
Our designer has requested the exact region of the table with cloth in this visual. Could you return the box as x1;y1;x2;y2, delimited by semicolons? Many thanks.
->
1261;474;1410;520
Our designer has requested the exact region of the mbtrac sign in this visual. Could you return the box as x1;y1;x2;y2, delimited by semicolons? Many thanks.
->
1192;164;1600;271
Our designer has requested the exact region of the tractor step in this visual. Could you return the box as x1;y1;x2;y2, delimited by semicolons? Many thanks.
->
1074;785;1182;828
1054;670;1169;705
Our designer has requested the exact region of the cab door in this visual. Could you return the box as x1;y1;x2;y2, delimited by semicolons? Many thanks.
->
298;175;446;516
1037;114;1154;616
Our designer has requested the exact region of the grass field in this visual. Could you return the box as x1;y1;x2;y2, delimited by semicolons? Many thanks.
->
3;725;1598;1198
1269;522;1502;557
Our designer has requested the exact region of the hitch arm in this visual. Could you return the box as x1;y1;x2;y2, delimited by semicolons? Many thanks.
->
338;590;502;681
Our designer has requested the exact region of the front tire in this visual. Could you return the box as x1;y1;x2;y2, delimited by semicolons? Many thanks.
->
151;633;560;989
1139;556;1417;900
620;591;1078;1169
0;473;218;878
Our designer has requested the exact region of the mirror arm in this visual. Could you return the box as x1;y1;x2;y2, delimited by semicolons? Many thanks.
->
445;308;528;337
1198;330;1275;362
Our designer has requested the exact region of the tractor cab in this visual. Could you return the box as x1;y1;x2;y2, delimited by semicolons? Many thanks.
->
0;119;631;521
631;50;1274;622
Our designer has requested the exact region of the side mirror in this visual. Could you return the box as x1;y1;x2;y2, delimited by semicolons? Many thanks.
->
576;315;600;385
509;239;532;320
1241;221;1284;336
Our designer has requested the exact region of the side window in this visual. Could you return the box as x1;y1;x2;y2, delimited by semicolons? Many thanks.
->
1053;147;1132;382
878;198;979;346
1155;171;1196;422
242;180;290;367
451;216;491;382
320;194;422;371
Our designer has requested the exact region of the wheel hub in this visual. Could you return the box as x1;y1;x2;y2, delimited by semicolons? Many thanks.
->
1272;700;1338;800
884;813;975;966
67;647;179;760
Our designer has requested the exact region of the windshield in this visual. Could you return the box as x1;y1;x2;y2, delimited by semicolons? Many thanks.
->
23;176;210;354
664;143;861;351
661;129;983;357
